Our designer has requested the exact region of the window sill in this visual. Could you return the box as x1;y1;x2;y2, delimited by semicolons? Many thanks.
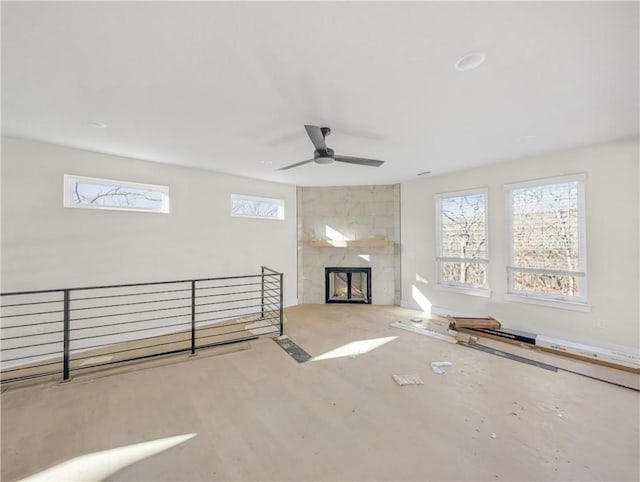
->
504;293;591;312
436;284;491;298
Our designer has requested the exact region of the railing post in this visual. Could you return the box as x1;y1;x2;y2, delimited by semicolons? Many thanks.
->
191;281;196;355
261;266;265;319
62;289;70;381
279;273;284;336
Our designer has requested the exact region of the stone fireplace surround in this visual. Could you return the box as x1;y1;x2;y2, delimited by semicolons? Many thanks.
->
297;185;400;305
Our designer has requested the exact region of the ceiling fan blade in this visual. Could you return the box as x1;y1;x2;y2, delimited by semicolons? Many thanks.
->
304;125;327;152
277;159;314;171
334;155;385;167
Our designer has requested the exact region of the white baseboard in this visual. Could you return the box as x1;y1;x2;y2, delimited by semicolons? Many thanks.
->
399;299;421;311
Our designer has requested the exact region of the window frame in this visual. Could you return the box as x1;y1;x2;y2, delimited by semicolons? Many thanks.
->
435;187;490;297
230;194;285;221
64;174;170;213
504;173;589;310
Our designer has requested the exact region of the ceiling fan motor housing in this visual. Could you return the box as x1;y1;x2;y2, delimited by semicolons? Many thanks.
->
314;147;335;164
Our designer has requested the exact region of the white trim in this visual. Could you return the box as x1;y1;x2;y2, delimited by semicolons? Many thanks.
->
400;299;424;311
64;174;170;213
505;174;588;303
435;188;489;293
503;172;587;190
504;293;592;312
435;186;489;199
435;284;491;298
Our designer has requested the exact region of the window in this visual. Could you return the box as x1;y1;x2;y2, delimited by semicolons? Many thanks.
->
230;194;284;220
64;175;169;213
505;174;587;308
435;189;489;295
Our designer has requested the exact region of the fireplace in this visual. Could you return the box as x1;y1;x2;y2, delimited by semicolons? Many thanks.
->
325;267;372;304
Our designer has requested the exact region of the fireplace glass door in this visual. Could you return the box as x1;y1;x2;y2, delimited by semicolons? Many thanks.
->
325;267;372;304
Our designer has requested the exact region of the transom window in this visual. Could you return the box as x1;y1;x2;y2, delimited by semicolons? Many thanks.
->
505;174;587;307
435;188;489;295
64;175;170;213
230;194;284;220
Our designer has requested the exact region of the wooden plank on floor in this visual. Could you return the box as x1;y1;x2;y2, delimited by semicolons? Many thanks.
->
472;338;640;391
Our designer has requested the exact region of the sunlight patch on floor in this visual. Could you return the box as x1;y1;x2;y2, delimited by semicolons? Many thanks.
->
20;433;197;482
311;336;397;362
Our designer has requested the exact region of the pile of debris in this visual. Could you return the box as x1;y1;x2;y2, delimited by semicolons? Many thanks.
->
392;314;640;390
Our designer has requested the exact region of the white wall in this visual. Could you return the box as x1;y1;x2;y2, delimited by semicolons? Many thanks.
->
1;137;298;307
401;138;639;351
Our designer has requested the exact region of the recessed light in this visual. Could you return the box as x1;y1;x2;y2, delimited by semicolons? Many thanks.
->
417;171;431;176
88;121;108;129
455;51;486;72
260;160;273;166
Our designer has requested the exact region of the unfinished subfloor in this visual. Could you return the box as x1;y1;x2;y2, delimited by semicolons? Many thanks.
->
2;304;639;481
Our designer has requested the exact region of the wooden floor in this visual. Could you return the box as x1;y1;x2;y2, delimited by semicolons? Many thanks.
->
1;304;639;481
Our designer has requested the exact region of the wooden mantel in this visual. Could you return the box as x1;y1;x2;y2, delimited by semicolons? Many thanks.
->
309;239;389;248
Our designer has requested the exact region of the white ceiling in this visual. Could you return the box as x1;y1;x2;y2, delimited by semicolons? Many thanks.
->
2;1;638;186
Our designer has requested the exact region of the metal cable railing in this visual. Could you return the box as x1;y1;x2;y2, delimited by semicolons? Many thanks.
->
0;266;283;384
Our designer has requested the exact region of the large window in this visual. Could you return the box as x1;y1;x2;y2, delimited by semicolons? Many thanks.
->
435;189;489;295
64;175;170;213
230;194;284;220
506;174;587;308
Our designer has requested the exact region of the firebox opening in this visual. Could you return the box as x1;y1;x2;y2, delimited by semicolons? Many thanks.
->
325;267;372;304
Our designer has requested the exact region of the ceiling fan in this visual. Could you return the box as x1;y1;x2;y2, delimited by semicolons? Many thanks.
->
277;125;385;171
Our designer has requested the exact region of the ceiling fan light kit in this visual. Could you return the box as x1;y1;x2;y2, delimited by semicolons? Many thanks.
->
277;125;385;171
454;51;486;72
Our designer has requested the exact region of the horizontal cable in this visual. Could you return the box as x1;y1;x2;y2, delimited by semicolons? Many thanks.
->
195;318;267;332
69;303;192;322
72;331;191;352
0;359;62;373
68;294;193;312
69;313;190;332
195;309;269;326
1;273;266;297
195;326;272;343
1;339;64;351
195;303;264;318
196;281;261;292
195;314;263;327
1;319;65;330
70;286;192;302
1;298;63;309
1;329;63;341
1;349;63;363
196;295;263;309
1;309;65;319
71;320;192;342
195;317;276;333
195;288;262;300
